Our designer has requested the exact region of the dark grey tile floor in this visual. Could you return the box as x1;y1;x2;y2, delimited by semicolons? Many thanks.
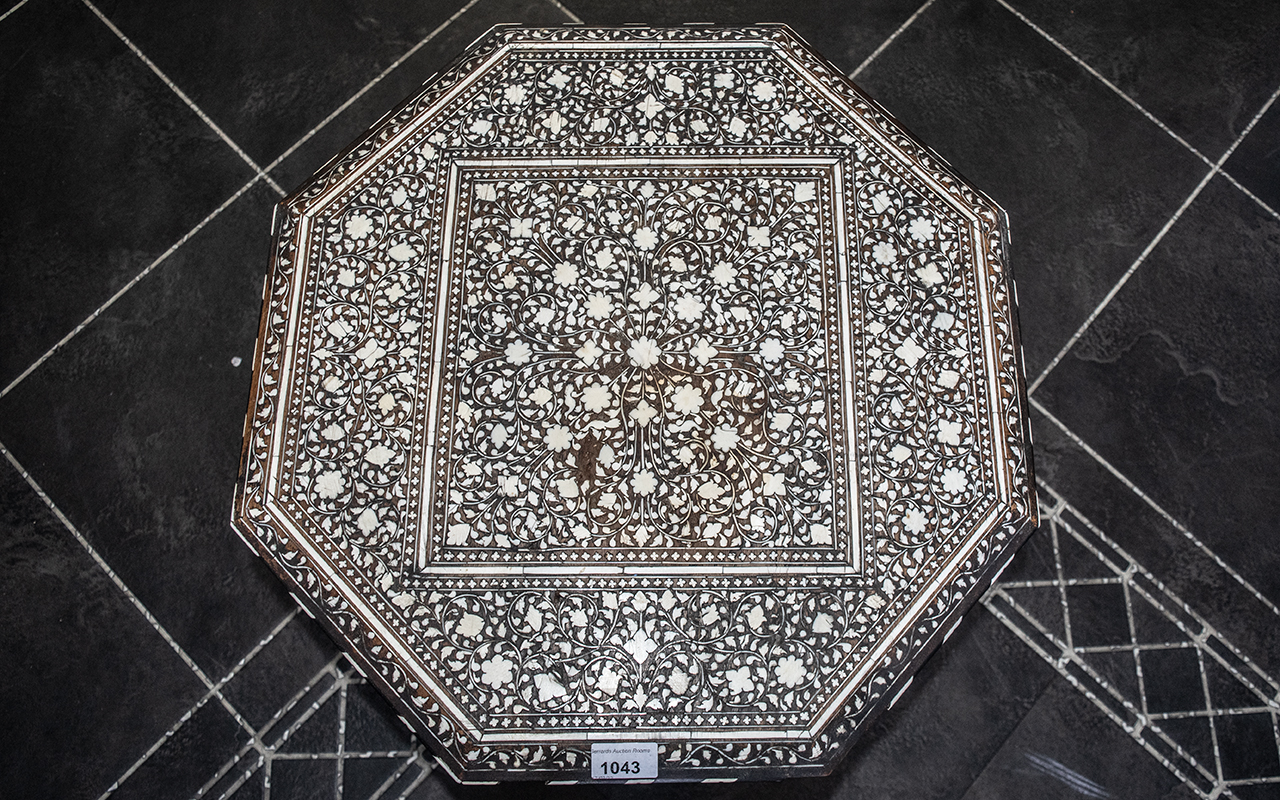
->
1;0;1276;797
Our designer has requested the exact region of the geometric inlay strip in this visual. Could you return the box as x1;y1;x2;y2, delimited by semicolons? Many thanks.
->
984;484;1280;798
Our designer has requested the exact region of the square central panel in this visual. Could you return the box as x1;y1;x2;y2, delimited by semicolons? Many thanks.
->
411;157;862;576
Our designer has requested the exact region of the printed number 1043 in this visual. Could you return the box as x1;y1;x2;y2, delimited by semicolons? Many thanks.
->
596;759;641;777
589;743;658;780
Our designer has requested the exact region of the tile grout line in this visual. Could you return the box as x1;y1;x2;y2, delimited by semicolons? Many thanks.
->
192;658;348;800
393;755;435;800
1;440;208;682
1027;78;1280;395
1002;578;1125;589
1197;644;1228;786
1218;167;1280;222
334;678;349;800
1039;480;1280;696
1144;708;1278;721
100;608;300;797
0;439;259;745
994;0;1215;167
258;0;486;179
2;0;482;402
990;484;1280;798
0;0;28;24
80;0;285;196
1026;163;1216;395
266;751;421;760
0;175;265;400
1120;554;1151;721
1050;516;1073;651
1028;396;1280;618
365;752;423;800
998;0;1280;227
849;0;937;80
546;0;583;25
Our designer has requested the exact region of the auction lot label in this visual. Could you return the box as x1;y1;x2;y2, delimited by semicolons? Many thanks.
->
590;743;658;780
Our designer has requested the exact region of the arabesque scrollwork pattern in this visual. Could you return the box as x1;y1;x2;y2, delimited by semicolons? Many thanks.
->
233;25;1035;780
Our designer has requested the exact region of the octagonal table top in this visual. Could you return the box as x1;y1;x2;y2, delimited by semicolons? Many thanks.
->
233;24;1036;783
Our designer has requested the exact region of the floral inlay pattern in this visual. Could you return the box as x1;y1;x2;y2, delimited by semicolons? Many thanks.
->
414;586;859;719
425;168;854;563
234;25;1035;783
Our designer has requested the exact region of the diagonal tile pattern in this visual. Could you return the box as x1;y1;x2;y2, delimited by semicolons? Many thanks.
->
985;487;1280;798
107;651;434;800
188;658;434;800
1;0;1277;795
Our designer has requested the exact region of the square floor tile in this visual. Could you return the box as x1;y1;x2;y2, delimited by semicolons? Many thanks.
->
92;0;478;166
563;0;929;76
1065;583;1130;648
268;0;573;192
854;0;1207;377
1140;647;1206;714
1224;96;1280;216
342;758;419;799
0;181;295;679
1009;0;1280;159
960;678;1181;800
1030;415;1280;680
1216;713;1280;781
1034;175;1280;607
0;458;208;799
269;759;338;800
0;0;257;388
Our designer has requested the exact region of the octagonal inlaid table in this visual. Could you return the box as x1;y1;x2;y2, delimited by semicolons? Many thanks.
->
233;24;1036;783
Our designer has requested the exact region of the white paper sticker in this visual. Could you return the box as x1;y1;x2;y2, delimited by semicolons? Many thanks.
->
590;742;658;780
